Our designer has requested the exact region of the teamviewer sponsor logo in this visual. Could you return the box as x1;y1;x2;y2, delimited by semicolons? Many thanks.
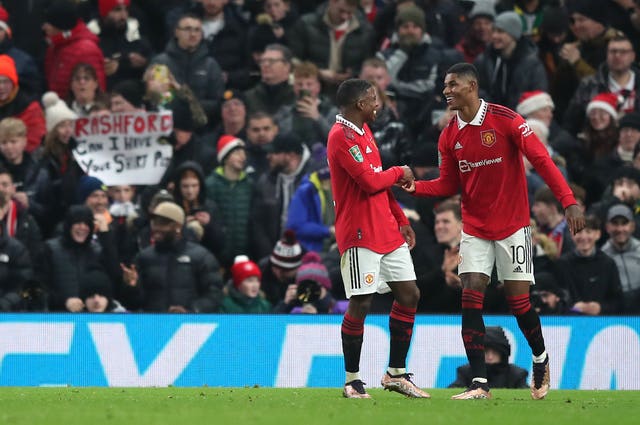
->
458;157;503;173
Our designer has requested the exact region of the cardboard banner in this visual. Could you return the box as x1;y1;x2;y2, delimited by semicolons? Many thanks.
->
73;111;174;185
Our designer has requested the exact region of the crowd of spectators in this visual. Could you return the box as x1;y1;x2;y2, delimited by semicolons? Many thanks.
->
0;0;639;315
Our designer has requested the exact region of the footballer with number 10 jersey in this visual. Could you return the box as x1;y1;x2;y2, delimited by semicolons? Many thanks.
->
414;100;577;240
327;115;409;255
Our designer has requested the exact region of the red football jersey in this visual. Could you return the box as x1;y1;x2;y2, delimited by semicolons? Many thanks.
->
327;115;409;254
414;101;576;240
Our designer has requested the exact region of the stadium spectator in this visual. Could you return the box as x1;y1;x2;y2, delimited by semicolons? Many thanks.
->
0;220;32;312
220;255;272;313
87;0;152;89
259;229;304;306
151;13;224;121
454;0;495;64
42;0;106;99
205;135;254;268
121;201;224;312
530;271;572;315
601;203;640;314
245;112;279;178
205;89;248;144
556;214;624;316
80;268;127;313
110;79;146;113
250;133;313;260
449;326;528;389
0;55;45;153
474;11;548;109
37;205;119;312
67;63;110;117
532;185;575;257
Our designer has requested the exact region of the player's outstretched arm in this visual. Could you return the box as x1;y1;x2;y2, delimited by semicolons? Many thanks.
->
565;204;585;235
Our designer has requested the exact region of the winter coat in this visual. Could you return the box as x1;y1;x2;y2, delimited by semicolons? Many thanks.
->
0;89;46;153
0;37;42;96
219;283;272;314
474;37;548;109
44;20;106;98
277;95;337;147
602;237;640;314
0;234;32;311
126;238;223;312
243;81;296;126
151;38;224;118
205;167;253;267
286;171;331;253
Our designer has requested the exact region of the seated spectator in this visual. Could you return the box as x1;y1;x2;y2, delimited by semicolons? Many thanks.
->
205;135;254;268
474;10;547;109
108;184;139;264
259;229;304;306
530;271;572;315
0;118;47;216
590;167;640;236
37;205;119;312
36;92;84;238
601;203;640;314
171;161;225;260
245;111;279;177
286;166;334;253
80;268;127;313
0;167;42;259
110;79;146;113
556;214;624;315
151;12;224;121
449;326;528;389
120;202;224;312
204;89;248;145
0;6;42;97
220;255;272;313
42;0;106;99
76;175;111;228
0;222;32;312
531;185;575;256
67;63;110;117
0;55;45;153
273;251;340;314
87;0;152;89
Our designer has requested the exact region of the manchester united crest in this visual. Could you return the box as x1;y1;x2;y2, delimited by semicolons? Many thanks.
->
363;272;375;286
480;129;497;147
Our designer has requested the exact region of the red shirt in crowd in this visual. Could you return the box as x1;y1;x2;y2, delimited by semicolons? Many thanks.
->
327;115;408;254
414;100;576;240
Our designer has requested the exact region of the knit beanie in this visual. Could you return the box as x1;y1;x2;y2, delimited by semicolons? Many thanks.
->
0;7;11;38
469;0;495;21
231;255;262;288
568;0;608;27
494;11;523;40
99;0;130;18
111;79;144;109
540;6;569;36
217;135;245;163
0;54;17;86
395;5;426;32
45;0;79;31
76;175;108;204
169;97;194;132
295;251;331;290
80;268;114;300
516;90;554;116
619;112;640;131
270;230;303;269
586;92;619;119
42;91;78;132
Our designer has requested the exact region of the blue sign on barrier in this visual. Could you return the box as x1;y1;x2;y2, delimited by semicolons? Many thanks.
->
0;314;638;389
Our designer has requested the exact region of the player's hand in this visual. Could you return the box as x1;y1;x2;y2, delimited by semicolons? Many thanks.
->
400;224;416;250
401;179;416;193
565;204;585;235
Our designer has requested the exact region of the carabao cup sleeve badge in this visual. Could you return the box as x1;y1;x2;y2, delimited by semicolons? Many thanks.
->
349;145;364;162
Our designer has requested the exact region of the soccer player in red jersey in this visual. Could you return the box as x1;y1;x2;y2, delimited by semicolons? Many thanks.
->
403;63;585;400
327;79;429;399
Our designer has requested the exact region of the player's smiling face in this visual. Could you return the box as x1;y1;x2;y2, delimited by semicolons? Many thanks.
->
358;86;379;123
443;73;473;111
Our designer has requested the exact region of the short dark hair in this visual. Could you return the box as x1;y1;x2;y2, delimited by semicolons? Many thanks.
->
584;214;602;231
446;62;479;81
336;79;372;108
264;43;293;64
533;185;562;212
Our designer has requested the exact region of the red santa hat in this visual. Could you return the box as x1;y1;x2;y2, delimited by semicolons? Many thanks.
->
217;134;245;163
99;0;130;18
516;90;554;116
0;7;10;38
586;92;619;119
231;255;262;288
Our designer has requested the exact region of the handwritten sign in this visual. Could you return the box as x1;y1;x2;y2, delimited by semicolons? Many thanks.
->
73;111;174;185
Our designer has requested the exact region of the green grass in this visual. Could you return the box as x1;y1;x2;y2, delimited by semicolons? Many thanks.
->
0;388;638;425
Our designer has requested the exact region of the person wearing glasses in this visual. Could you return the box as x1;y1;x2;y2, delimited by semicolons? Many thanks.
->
243;43;295;127
151;13;224;122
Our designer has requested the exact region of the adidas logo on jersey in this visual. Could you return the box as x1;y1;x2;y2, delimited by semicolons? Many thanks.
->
454;141;463;150
513;265;523;273
365;146;372;153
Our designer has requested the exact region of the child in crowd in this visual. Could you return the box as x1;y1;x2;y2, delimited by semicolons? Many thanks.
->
220;255;272;313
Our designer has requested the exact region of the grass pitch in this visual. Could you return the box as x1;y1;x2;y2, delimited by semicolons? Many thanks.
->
1;388;638;425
